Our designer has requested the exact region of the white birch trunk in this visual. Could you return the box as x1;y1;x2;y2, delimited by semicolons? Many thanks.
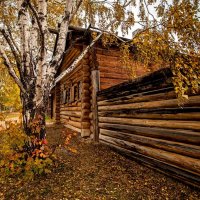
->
1;0;95;138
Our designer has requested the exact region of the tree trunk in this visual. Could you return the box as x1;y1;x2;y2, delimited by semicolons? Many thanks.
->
21;95;47;139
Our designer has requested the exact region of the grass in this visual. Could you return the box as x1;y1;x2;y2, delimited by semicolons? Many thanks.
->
0;125;200;200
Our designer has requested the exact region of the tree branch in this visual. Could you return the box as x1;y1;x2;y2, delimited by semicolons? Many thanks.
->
49;0;73;68
18;0;30;74
69;0;83;23
0;29;21;65
27;0;44;49
0;45;26;93
143;0;156;21
6;25;21;55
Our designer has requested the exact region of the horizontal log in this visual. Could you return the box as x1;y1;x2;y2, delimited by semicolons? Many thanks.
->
100;140;200;189
98;123;200;144
60;119;65;123
60;103;81;107
60;111;81;118
97;53;121;60
67;120;82;129
98;90;175;106
100;71;129;79
96;49;121;57
64;124;81;133
60;106;81;111
97;68;172;100
69;116;81;122
100;129;200;159
100;78;128;85
98;60;123;68
98;107;200;115
100;83;118;90
98;95;200;111
60;115;70;120
100;135;200;174
98;111;200;120
99;117;200;131
98;81;172;100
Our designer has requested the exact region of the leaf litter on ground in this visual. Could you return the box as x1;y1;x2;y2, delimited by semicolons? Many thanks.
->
0;124;200;200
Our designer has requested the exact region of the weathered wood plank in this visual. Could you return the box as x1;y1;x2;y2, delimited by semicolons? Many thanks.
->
100;129;200;159
98;111;200;120
99;107;200;115
97;68;172;98
67;119;82;129
99;117;200;130
60;111;81;118
98;90;175;106
60;106;81;111
100;135;200;174
100;140;200;189
98;123;200;144
64;124;81;133
99;71;129;79
98;95;200;111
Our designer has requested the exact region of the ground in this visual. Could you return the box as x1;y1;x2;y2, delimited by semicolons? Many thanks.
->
0;124;200;200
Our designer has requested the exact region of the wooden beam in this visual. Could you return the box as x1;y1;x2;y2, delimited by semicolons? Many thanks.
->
99;117;200;131
100;129;200;159
99;123;200;144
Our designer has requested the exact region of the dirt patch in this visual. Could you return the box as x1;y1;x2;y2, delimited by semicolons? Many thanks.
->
1;125;200;200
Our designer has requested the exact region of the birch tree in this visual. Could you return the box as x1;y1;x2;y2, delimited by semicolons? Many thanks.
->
0;0;199;139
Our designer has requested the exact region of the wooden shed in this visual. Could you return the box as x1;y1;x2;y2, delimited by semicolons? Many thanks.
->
50;26;152;138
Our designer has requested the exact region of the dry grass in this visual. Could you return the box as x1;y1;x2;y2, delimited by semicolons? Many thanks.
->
0;125;200;200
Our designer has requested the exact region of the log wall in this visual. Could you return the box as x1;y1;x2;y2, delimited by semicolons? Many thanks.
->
96;48;130;90
97;67;200;188
96;47;160;90
58;48;92;137
59;61;83;133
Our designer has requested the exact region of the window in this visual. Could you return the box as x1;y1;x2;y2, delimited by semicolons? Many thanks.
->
74;84;78;101
68;87;71;103
78;81;82;100
62;90;66;104
61;81;82;104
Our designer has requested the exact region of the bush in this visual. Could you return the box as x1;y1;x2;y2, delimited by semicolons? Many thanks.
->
0;122;54;180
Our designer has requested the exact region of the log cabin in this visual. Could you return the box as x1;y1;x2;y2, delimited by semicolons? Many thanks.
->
49;26;200;187
50;26;159;138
